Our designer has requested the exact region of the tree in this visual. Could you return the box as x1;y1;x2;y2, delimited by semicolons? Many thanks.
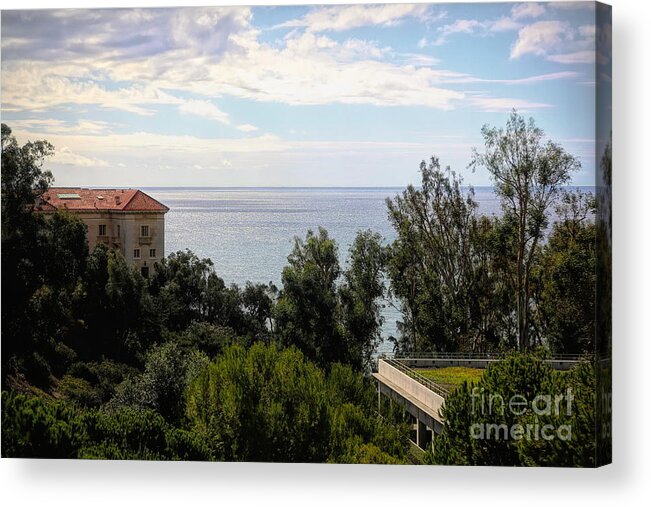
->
1;123;53;232
1;124;91;385
275;228;389;369
169;321;238;359
185;343;410;463
1;392;210;460
386;157;510;353
149;249;272;340
534;190;596;354
104;249;158;361
274;228;344;366
339;230;387;371
149;250;217;330
185;343;331;462
516;360;598;467
2;125;55;378
470;111;581;350
1;391;84;459
109;342;209;424
429;353;597;467
79;407;211;461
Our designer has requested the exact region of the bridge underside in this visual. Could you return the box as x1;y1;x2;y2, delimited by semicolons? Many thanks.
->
373;371;444;450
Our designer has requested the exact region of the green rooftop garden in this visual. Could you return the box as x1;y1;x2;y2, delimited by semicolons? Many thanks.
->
415;367;484;391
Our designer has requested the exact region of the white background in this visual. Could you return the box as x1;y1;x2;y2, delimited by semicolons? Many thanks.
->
1;0;649;505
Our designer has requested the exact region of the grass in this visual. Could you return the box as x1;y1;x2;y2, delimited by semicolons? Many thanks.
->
415;367;484;391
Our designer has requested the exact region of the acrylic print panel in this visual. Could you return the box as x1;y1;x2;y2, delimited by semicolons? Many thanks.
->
0;1;611;466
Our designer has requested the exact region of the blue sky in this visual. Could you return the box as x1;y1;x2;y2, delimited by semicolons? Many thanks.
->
1;2;610;187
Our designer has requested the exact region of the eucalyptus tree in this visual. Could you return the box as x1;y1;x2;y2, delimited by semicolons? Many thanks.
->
470;112;580;350
386;157;514;353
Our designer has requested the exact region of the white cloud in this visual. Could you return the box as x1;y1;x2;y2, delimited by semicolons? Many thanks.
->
398;53;440;67
5;118;112;135
472;71;580;85
128;31;466;109
81;131;286;154
579;24;596;39
549;2;596;11
546;51;595;64
426;12;523;46
433;19;484;45
1;7;253;63
1;65;184;115
178;99;231;125
274;4;433;32
511;3;546;20
510;21;571;59
1;6;580;127
490;17;523;32
52;146;109;167
510;19;596;64
468;95;552;112
236;124;258;132
170;7;252;55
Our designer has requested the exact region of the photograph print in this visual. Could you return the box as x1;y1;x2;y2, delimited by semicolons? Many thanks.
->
1;1;612;467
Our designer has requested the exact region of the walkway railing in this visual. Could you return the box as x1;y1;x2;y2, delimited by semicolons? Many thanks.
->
382;358;449;398
389;351;585;361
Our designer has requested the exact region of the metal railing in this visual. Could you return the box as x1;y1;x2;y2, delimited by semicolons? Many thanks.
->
390;351;584;361
382;358;449;398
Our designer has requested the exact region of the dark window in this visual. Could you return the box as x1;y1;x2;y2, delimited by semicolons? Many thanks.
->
133;249;140;259
149;248;156;258
141;225;150;237
141;266;149;278
98;224;106;236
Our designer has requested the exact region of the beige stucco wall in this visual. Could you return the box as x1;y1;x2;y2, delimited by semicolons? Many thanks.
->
75;211;166;274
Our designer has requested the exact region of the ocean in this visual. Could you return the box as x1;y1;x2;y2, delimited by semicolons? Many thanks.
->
144;186;585;355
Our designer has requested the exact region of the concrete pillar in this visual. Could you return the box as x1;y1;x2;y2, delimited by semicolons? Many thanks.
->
377;384;381;413
417;419;431;450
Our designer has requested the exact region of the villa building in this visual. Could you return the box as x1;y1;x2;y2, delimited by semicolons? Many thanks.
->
36;188;169;277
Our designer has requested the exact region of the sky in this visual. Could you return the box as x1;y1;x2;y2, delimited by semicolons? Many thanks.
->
1;2;610;187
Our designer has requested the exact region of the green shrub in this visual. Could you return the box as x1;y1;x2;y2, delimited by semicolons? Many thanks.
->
1;391;84;458
67;360;139;403
428;353;598;467
79;407;211;461
109;343;209;424
186;343;410;464
58;375;102;407
172;321;237;358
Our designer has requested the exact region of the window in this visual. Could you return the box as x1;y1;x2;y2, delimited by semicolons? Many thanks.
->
98;224;106;236
140;225;150;237
141;266;150;278
117;225;121;236
149;248;156;258
133;249;141;259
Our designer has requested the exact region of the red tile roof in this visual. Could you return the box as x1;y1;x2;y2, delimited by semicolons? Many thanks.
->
37;188;169;213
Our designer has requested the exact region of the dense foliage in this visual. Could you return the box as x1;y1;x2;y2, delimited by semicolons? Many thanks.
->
1;392;210;460
427;353;598;467
386;158;514;353
185;343;409;463
469;112;581;349
275;227;386;371
387;113;594;355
